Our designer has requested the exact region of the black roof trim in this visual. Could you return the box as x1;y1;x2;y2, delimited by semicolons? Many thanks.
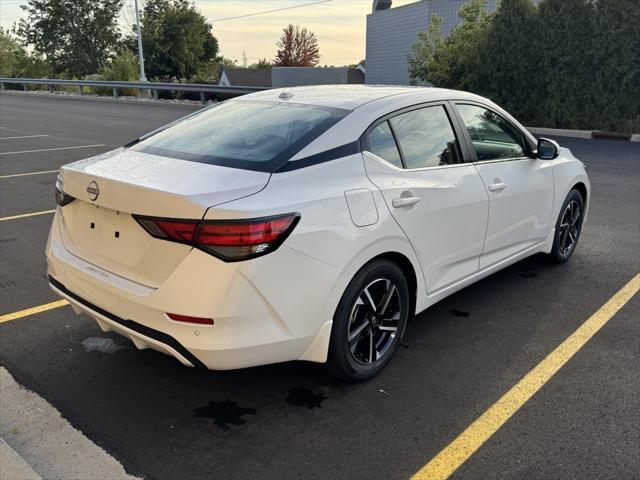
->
275;140;361;172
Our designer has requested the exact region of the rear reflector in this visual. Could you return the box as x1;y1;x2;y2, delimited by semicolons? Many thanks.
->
166;313;214;325
134;213;300;262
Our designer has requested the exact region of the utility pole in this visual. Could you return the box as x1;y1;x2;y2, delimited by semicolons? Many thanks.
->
134;0;147;82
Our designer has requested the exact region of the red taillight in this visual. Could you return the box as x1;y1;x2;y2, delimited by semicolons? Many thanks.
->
167;313;214;325
55;176;75;207
134;213;300;262
135;218;199;244
196;214;299;261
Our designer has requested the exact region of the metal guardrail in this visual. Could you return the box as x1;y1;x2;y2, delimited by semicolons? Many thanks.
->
0;78;268;103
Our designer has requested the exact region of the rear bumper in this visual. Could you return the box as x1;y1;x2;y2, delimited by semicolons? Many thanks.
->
49;275;205;368
46;209;341;370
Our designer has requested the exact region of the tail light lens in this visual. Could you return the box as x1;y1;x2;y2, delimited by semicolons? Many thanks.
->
54;176;75;207
134;213;300;262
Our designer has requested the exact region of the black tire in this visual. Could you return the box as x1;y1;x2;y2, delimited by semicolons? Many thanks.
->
550;189;585;263
327;259;410;382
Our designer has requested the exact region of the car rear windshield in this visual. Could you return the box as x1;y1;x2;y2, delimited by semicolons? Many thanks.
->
130;100;350;172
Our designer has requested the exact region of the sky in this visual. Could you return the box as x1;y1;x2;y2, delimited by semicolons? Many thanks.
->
0;0;417;66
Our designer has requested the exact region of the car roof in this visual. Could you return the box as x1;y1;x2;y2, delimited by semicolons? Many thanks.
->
236;84;483;111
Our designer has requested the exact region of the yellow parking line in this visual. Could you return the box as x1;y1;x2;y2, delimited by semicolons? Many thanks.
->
0;144;105;155
0;169;58;179
411;273;640;480
0;300;69;324
0;209;56;222
0;134;49;140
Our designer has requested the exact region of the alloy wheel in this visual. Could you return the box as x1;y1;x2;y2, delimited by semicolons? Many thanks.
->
558;200;582;258
347;278;402;365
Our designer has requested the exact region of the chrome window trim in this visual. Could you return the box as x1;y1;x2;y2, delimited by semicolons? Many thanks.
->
360;100;468;169
363;150;473;173
471;155;533;166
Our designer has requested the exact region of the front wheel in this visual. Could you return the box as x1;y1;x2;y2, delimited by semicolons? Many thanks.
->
327;259;410;382
550;189;585;263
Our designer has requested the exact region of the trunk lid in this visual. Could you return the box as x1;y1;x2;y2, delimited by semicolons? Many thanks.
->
57;148;270;287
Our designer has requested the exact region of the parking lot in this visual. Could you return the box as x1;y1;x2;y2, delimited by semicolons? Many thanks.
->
1;93;638;479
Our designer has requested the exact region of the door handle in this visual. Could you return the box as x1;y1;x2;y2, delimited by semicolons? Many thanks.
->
488;182;508;192
392;196;421;208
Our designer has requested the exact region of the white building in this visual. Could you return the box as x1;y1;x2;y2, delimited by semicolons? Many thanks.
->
365;0;500;85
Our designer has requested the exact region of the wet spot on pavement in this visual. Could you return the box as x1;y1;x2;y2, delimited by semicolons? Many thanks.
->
194;400;256;431
520;270;539;278
286;387;327;409
81;337;125;354
449;309;470;318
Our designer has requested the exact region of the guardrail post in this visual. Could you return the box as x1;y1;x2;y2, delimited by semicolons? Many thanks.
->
47;84;52;93
23;84;27;92
152;89;158;101
200;91;206;104
78;86;84;95
0;82;4;91
112;87;118;99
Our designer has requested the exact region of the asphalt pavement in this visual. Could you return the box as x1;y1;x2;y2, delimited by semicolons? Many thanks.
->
0;92;638;480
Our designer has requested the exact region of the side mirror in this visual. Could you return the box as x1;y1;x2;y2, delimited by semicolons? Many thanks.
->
536;137;560;160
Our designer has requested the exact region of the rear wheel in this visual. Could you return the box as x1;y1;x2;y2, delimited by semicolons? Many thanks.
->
327;259;410;382
550;189;584;263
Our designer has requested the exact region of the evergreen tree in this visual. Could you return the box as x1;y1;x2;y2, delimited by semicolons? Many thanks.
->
537;0;598;129
590;0;640;132
479;0;540;121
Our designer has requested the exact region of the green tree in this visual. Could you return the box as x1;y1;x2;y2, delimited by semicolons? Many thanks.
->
252;58;272;70
194;56;237;83
0;27;49;78
0;28;20;77
100;49;139;82
590;0;640;132
407;14;444;85
536;0;598;129
407;0;639;131
17;0;123;77
479;0;540;121
132;0;218;81
408;0;492;89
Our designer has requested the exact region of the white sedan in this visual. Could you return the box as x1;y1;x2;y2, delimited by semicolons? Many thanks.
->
47;86;589;381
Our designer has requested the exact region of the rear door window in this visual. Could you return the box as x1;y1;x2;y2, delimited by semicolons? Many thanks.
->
389;106;462;169
131;101;349;172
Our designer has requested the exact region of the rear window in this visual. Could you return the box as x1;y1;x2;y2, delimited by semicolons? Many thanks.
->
130;100;349;172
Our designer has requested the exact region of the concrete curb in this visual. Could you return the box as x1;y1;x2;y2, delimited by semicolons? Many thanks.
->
0;368;139;480
0;438;41;480
527;127;592;139
528;126;640;142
